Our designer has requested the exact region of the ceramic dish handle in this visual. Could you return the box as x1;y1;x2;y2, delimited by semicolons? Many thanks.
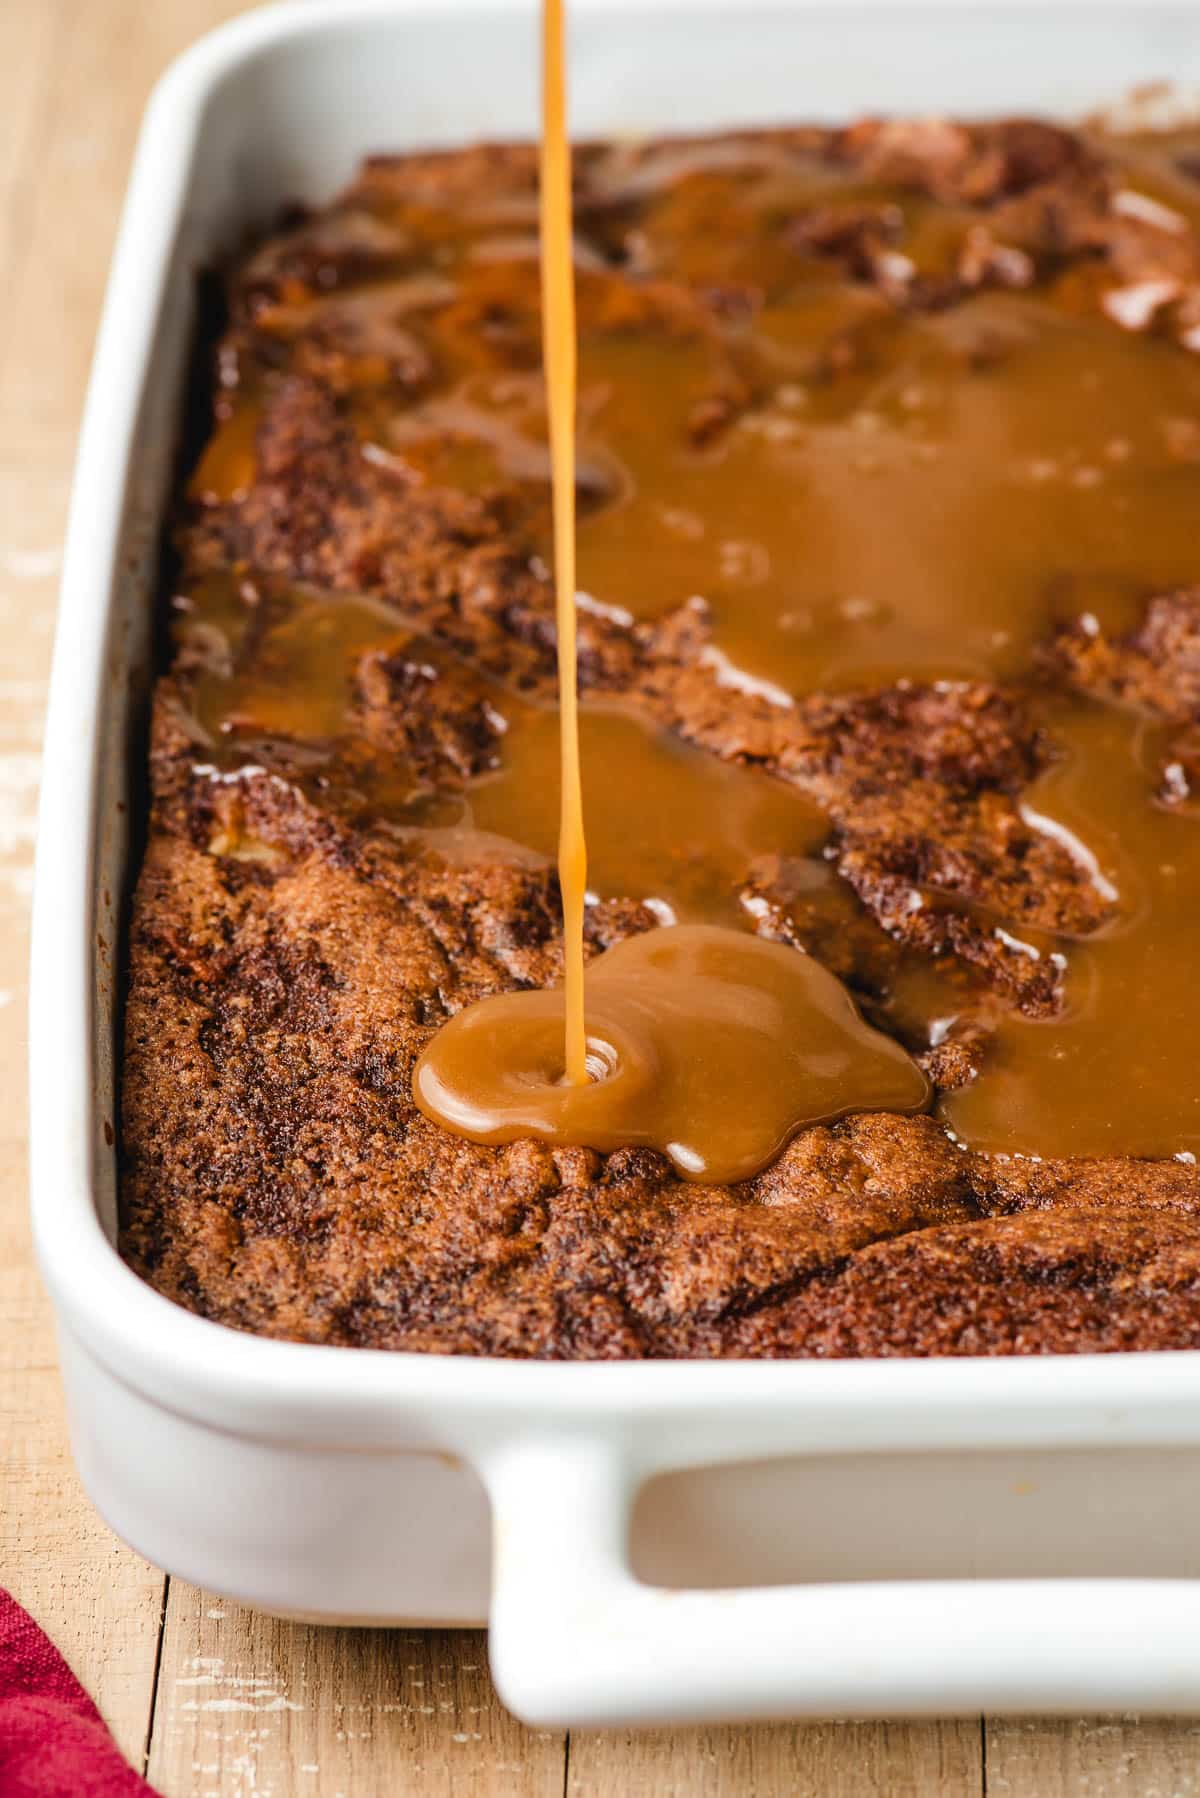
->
484;1437;1200;1725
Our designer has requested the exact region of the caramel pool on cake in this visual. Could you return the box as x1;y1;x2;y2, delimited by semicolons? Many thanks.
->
123;111;1200;1358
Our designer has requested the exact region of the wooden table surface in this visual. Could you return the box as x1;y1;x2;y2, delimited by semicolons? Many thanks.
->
5;3;1200;1792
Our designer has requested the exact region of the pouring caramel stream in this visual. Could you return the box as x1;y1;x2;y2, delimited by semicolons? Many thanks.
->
539;0;588;1086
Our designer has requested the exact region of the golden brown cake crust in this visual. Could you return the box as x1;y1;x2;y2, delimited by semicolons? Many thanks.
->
121;117;1200;1355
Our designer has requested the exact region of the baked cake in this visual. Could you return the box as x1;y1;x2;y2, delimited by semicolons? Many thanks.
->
120;117;1200;1356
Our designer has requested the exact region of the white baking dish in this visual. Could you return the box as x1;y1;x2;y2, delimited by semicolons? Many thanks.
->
30;0;1200;1727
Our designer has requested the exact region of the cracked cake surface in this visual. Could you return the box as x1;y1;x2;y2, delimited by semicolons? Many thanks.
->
121;115;1200;1356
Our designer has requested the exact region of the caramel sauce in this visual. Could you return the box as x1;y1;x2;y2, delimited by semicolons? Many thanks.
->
571;293;1200;693
184;97;1200;1173
190;396;262;503
944;698;1200;1158
466;704;826;928
413;924;930;1183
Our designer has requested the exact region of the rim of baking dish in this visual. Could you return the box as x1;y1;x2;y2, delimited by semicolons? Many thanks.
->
29;0;1200;1446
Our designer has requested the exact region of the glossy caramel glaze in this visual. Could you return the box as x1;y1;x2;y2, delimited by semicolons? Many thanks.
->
184;121;1200;1159
413;115;1200;1160
414;924;930;1181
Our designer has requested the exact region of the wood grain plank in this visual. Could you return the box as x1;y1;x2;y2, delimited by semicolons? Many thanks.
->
0;0;244;464
985;1717;1200;1797
147;1591;565;1798
0;0;65;322
568;1719;982;1797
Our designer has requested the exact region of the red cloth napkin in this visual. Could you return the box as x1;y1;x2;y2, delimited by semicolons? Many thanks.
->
0;1589;159;1797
